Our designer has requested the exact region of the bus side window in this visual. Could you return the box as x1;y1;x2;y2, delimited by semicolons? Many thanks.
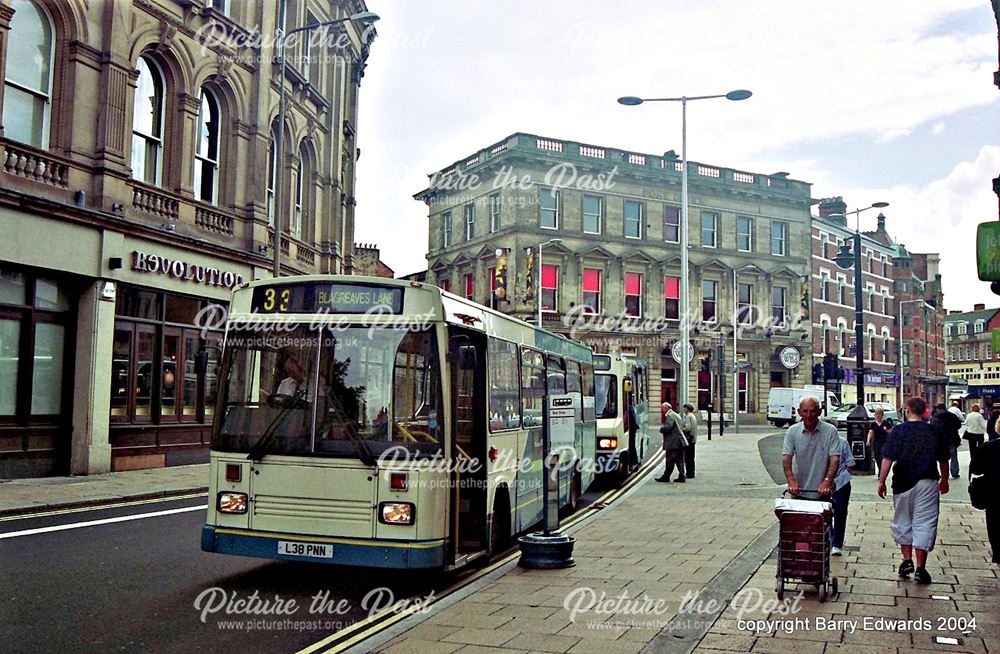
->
546;355;566;395
581;362;596;422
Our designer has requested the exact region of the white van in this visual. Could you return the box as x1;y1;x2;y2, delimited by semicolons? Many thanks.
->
766;386;840;427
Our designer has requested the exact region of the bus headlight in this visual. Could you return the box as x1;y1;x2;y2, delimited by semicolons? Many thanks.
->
598;437;618;450
378;502;415;525
217;492;248;514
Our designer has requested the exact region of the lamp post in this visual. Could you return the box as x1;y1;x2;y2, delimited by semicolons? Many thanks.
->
898;299;934;407
833;202;889;405
617;89;752;406
272;6;379;277
536;238;563;326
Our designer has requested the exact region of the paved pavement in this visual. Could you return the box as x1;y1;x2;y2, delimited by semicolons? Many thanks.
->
1;427;996;654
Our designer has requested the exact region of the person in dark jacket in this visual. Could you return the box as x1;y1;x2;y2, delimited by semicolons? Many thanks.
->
970;439;1000;564
656;402;688;483
930;404;962;479
988;407;999;442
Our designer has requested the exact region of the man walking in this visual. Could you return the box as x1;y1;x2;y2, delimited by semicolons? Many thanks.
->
656;402;688;483
682;403;698;479
877;397;951;585
931;403;962;479
782;396;841;500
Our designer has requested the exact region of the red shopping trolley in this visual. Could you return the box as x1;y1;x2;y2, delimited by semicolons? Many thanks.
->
774;492;838;602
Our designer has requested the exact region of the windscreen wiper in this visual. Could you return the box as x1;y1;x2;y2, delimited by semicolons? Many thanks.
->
247;391;305;461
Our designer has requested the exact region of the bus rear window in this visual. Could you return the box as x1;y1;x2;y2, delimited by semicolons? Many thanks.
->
595;374;617;419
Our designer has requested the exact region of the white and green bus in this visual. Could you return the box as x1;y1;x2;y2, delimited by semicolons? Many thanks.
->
594;353;650;485
201;276;597;570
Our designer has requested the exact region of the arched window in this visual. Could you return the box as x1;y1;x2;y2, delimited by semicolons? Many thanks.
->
292;153;303;239
131;56;164;185
294;142;314;241
266;130;278;227
3;0;55;148
193;89;220;204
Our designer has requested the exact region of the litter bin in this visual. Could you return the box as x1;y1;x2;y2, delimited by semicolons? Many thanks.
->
846;404;872;474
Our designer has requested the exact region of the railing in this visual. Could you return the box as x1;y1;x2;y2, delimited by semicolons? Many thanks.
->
579;145;605;159
627;153;646;166
3;143;69;188
489;142;508;156
733;171;755;184
132;184;180;221
536;138;563;152
296;242;317;266
194;204;234;236
697;165;721;178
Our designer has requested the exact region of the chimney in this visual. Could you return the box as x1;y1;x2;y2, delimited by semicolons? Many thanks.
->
975;303;986;311
817;197;847;226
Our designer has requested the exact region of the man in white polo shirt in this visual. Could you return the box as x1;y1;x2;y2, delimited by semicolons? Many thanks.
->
782;396;841;500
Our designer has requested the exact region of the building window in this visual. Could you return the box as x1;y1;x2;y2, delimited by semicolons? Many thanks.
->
664;275;679;321
625;273;642;317
131;56;164;185
820;273;829;301
771;222;787;256
901;343;910;367
540;189;559;229
212;0;230;14
772;287;786;326
736;216;753;252
944;324;952;337
701;212;718;248
3;0;55;149
624;200;643;239
975;320;985;334
663;206;680;243
303;12;321;87
541;264;558;312
111;286;223;426
193;88;220;205
489;193;501;233
737;282;753;324
463;274;474;301
441;212;452;248
958;323;967;335
440;278;451;293
583;195;602;234
583;268;601;314
464;203;475;241
266;129;278;227
702;279;717;322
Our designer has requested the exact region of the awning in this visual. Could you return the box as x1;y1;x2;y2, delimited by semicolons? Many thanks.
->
949;393;970;400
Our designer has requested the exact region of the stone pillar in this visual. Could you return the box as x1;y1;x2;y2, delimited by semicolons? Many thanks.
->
71;281;115;475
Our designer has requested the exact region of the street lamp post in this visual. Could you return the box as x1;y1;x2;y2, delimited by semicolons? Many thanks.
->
833;202;889;405
618;89;751;406
536;238;563;326
897;299;934;407
272;6;379;277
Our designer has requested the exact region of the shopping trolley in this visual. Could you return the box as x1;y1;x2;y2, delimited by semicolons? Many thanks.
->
774;492;838;602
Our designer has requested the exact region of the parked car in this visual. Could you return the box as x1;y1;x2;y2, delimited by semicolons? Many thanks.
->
827;402;898;430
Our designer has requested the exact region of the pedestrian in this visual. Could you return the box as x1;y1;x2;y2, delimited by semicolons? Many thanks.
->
830;435;855;556
627;398;640;472
877;396;951;585
782;396;840;500
866;407;893;471
682;403;698;479
963;403;988;464
969;438;1000;565
656;402;688;483
930;403;962;479
987;407;999;442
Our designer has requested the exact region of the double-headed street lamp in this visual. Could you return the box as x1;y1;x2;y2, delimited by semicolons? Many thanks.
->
617;90;752;406
897;299;934;407
833;201;889;405
536;237;563;326
272;7;380;276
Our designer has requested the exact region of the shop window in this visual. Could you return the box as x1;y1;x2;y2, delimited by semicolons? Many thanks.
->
31;322;64;414
0;319;19;416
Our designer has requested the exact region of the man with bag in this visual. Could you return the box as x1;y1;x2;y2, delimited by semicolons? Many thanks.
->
656;402;688;483
970;438;1000;565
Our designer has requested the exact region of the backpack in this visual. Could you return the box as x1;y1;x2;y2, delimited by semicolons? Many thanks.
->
969;475;992;510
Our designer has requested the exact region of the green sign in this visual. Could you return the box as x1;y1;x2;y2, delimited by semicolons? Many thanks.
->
993;328;1000;354
977;222;1000;281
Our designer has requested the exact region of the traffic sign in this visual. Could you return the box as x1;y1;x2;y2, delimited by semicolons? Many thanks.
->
976;222;1000;281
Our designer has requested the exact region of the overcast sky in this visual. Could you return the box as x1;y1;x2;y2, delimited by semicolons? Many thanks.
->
354;1;1000;312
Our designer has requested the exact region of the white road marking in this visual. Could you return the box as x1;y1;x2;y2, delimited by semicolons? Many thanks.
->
0;505;205;539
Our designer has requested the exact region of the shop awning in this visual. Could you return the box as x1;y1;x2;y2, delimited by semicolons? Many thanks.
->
949;392;970;400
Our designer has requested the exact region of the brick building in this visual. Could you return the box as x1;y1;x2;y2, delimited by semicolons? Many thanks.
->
0;0;375;477
352;242;394;278
415;133;814;421
944;305;1000;408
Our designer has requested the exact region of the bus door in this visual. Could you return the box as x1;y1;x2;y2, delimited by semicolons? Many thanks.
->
448;331;487;560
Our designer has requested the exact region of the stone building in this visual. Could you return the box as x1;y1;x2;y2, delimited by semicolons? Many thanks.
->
810;198;899;405
415;133;814;421
0;0;375;477
943;305;999;409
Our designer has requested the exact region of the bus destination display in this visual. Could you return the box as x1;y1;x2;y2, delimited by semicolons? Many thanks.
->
251;283;403;314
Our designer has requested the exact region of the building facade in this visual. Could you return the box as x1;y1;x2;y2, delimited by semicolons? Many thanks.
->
944;305;1000;408
891;248;947;406
416;133;814;421
352;242;393;278
810;198;898;405
0;0;374;477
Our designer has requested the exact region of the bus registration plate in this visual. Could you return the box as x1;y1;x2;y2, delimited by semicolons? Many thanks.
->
277;540;333;559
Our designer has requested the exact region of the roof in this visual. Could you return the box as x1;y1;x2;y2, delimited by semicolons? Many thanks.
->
943;308;999;326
